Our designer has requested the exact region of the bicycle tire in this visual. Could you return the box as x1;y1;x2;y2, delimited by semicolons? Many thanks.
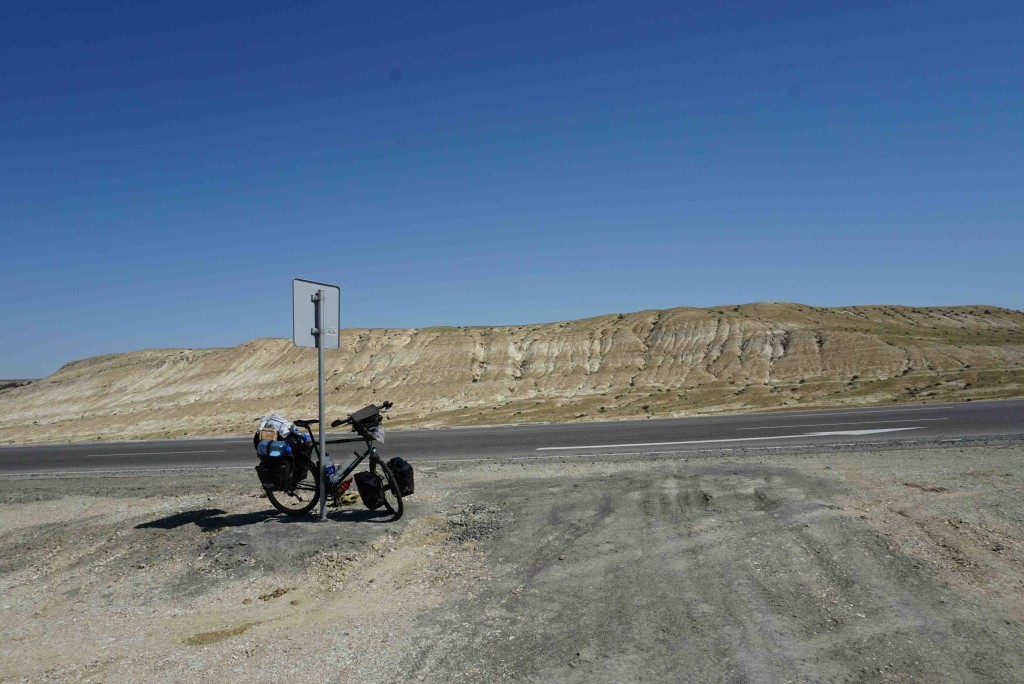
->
374;462;404;521
266;459;320;516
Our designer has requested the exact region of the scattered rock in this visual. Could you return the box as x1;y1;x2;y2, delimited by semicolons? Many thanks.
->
903;482;948;493
446;504;507;543
186;622;253;646
258;587;292;601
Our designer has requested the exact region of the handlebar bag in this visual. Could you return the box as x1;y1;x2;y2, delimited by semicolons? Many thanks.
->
387;457;414;496
349;404;382;424
354;471;384;510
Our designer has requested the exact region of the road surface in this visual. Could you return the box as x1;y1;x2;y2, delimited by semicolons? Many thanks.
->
2;399;1021;476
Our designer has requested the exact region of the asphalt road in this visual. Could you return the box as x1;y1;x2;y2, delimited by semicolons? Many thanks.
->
2;399;1022;477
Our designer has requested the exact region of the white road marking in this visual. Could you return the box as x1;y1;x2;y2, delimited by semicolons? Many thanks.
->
0;465;252;477
417;437;953;464
84;449;226;457
732;405;951;418
4;438;981;476
737;418;947;430
535;427;927;451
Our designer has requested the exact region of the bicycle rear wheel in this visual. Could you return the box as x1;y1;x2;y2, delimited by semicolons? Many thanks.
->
374;462;404;521
266;459;320;516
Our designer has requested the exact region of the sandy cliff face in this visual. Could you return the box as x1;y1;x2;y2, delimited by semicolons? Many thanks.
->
2;303;1023;443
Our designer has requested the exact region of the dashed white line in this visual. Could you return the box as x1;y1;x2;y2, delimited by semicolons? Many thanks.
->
411;437;957;464
535;427;927;451
2;465;251;477
84;449;226;458
737;418;947;430
736;405;950;418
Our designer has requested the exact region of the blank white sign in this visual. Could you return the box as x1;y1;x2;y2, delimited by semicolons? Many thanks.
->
292;278;340;349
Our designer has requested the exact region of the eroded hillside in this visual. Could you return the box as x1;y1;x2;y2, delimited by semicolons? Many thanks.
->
2;303;1023;444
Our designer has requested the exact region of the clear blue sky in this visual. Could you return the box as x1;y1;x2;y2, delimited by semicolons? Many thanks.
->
2;1;1021;378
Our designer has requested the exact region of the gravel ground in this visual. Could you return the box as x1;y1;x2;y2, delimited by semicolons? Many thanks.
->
1;437;1023;682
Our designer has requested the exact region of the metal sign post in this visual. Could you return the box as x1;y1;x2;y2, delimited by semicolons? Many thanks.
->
313;289;327;521
292;279;340;521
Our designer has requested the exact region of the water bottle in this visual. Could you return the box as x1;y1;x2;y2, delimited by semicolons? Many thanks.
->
324;453;358;485
258;440;292;458
339;453;359;476
324;454;341;485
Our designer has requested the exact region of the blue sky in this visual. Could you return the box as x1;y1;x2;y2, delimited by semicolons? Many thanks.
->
2;1;1021;378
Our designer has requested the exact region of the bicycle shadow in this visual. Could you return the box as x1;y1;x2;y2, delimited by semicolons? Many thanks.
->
135;508;227;529
135;506;394;531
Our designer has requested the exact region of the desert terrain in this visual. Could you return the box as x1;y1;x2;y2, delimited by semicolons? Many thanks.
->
1;435;1023;682
4;302;1023;680
1;303;1022;445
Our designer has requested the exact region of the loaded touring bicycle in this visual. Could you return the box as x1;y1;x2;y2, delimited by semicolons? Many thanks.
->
253;401;413;521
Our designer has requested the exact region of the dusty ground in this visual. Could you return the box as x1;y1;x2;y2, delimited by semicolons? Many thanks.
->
1;437;1023;682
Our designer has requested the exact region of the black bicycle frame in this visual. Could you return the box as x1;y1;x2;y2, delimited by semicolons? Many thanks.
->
325;434;382;481
299;425;381;485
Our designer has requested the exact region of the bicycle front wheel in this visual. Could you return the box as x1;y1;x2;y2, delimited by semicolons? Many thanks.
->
374;462;404;521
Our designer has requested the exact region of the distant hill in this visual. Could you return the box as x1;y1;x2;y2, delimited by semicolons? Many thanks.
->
2;303;1022;444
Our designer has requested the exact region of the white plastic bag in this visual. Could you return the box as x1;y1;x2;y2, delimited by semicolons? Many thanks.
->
257;413;294;438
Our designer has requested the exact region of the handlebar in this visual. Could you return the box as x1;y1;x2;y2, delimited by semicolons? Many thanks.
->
329;400;393;428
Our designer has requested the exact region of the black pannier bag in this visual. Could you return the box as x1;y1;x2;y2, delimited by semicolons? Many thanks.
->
387;457;414;496
290;457;308;484
354;471;384;510
254;438;298;491
255;460;292;490
285;433;310;482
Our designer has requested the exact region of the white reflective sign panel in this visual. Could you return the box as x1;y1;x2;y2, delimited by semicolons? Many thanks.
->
292;278;340;349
